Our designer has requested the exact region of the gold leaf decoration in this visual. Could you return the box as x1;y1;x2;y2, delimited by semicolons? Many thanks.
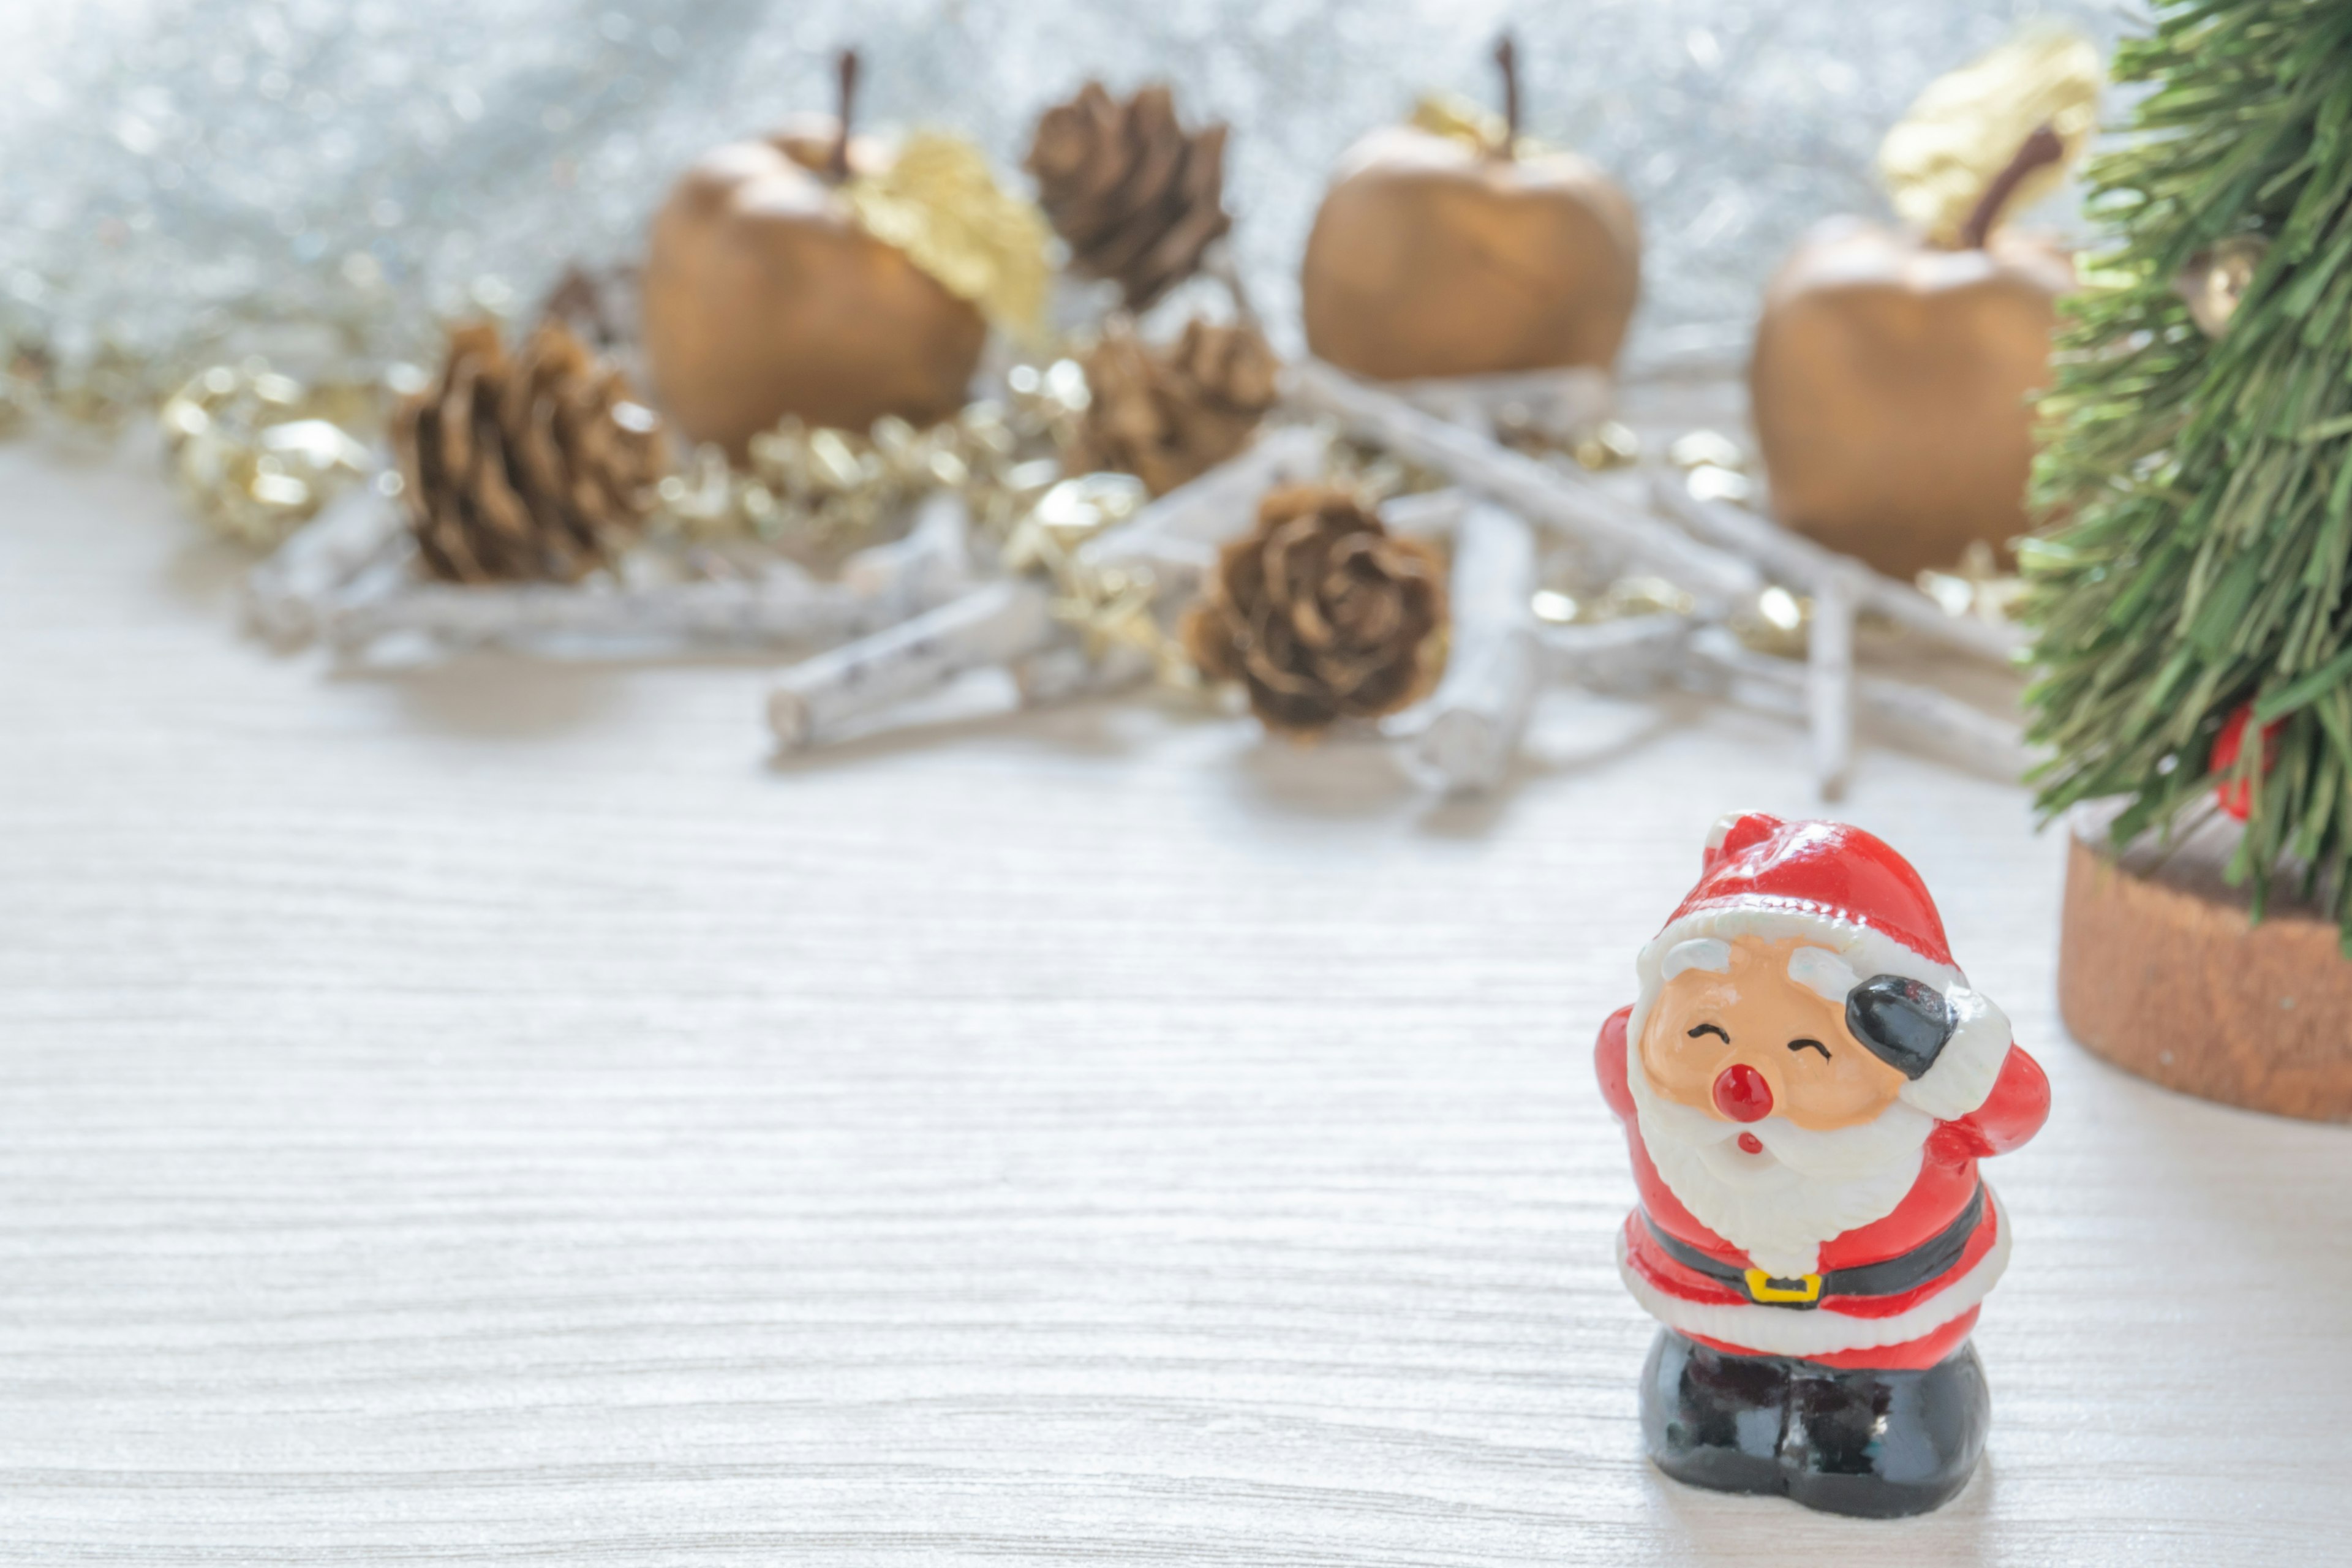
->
1409;93;1507;156
1406;94;1548;160
1877;26;2103;248
846;132;1052;337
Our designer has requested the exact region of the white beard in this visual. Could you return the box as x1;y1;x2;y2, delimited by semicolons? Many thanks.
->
1626;1046;1934;1279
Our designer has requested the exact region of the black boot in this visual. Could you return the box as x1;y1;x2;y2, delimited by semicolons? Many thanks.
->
1779;1343;1989;1518
1639;1329;1789;1496
1639;1330;1989;1517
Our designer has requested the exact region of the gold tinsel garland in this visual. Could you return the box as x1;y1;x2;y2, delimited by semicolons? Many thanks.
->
652;361;1086;555
160;363;380;548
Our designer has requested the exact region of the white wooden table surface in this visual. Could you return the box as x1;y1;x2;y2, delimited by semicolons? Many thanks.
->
6;445;2349;1565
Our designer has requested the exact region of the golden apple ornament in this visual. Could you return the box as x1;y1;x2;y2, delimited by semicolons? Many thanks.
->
639;51;1049;459
1747;29;2101;579
1300;36;1640;383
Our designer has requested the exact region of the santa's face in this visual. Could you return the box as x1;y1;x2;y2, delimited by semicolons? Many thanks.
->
1629;933;1932;1278
1639;935;1908;1130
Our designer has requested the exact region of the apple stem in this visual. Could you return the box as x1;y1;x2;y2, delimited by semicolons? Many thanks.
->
1958;122;2064;249
829;49;862;183
1492;32;1521;159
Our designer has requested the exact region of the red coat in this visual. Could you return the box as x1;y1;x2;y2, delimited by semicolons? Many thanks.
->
1596;1005;2048;1370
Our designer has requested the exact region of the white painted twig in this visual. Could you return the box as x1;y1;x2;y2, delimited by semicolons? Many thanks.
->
1648;471;2025;666
1009;640;1152;707
244;487;407;649
1855;677;2034;782
1809;566;1860;800
1533;613;1695;695
325;497;973;662
767;579;1055;751
1381;488;1471;541
839;490;971;600
327;567;932;659
1685;628;2030;782
1390;503;1539;797
1387;366;1614;445
1285;359;1762;608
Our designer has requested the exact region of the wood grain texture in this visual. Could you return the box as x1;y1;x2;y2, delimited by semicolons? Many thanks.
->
2;445;2348;1564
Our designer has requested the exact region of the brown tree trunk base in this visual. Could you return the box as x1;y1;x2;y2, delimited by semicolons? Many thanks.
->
2059;802;2352;1121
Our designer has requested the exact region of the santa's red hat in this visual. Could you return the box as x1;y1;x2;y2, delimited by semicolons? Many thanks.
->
1625;812;2012;1121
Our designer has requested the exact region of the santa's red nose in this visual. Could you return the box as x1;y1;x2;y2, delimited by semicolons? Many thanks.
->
1713;1063;1774;1123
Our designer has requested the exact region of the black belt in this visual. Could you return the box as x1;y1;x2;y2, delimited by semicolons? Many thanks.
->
1644;1183;1985;1310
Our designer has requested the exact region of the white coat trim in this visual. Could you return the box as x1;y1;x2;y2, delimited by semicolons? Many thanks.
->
1626;902;2011;1122
1616;1188;2012;1359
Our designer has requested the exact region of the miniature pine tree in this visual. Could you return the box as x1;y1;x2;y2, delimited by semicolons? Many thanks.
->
2021;0;2352;938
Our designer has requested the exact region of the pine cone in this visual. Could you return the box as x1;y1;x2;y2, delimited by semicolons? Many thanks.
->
1067;316;1280;496
1183;484;1447;735
537;263;641;354
394;320;665;584
1026;81;1232;312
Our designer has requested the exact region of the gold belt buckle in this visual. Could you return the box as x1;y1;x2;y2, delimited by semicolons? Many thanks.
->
1744;1268;1822;1304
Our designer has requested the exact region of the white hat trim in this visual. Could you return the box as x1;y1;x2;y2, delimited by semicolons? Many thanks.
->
1615;1186;2012;1359
1626;900;2011;1123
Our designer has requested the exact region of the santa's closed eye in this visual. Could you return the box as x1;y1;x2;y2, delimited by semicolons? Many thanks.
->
1787;1037;1831;1059
1687;1023;1730;1043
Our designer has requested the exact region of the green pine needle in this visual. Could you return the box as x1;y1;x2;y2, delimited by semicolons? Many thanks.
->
2022;0;2352;943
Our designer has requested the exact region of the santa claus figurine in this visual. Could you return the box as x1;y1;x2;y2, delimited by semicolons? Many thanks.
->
1596;812;2048;1517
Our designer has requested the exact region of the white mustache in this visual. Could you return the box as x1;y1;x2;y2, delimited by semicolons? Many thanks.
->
1648;1094;1934;1182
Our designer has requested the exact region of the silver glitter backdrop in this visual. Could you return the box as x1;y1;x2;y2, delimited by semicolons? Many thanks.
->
0;0;2134;372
